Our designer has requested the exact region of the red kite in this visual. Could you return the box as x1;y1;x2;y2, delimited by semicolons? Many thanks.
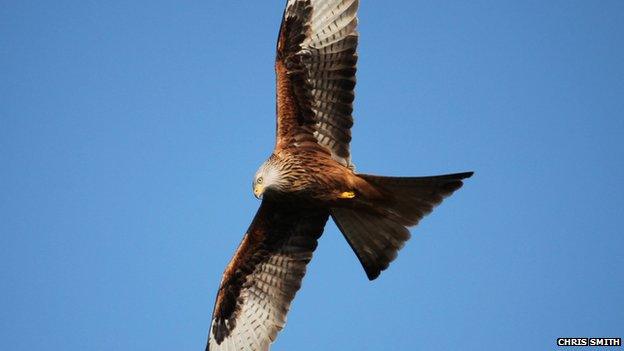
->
206;1;472;350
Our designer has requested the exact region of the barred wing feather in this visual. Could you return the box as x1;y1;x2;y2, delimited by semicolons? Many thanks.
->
206;201;329;351
275;0;359;169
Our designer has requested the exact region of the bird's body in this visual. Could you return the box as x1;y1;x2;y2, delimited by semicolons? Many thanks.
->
260;149;369;204
206;1;473;350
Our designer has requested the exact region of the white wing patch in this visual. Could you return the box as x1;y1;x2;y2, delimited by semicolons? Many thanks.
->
287;0;359;169
207;203;326;351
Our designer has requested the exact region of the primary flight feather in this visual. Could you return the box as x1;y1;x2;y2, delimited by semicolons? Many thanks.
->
206;1;473;350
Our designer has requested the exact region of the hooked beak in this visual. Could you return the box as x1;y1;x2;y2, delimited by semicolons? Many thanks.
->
253;184;264;199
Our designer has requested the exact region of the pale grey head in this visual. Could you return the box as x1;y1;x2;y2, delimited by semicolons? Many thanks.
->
253;157;287;199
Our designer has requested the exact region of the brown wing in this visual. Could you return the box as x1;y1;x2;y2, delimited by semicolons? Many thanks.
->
206;201;329;351
275;0;359;169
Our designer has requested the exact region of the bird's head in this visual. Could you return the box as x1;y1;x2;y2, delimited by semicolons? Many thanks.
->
253;156;287;199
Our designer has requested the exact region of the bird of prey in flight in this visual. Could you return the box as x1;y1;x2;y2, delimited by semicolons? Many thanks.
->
206;1;473;350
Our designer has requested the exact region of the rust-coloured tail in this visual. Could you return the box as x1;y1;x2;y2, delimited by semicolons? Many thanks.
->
331;172;473;280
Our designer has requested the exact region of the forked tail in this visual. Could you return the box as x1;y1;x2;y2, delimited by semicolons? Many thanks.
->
331;172;473;280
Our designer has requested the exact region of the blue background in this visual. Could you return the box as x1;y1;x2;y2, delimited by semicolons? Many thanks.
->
2;1;623;350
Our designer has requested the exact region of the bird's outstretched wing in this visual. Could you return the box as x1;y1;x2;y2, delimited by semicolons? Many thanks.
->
206;201;329;351
275;0;359;169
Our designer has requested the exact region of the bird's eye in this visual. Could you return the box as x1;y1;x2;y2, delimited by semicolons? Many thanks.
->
257;177;263;184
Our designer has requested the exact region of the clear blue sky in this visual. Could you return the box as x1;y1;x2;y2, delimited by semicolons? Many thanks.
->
2;1;623;350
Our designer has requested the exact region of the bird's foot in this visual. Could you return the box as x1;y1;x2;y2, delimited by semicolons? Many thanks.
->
338;191;355;199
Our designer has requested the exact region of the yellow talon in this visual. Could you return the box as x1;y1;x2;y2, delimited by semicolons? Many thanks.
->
338;191;355;199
